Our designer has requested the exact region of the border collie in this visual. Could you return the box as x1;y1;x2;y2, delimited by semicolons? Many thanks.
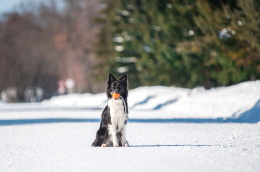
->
91;73;129;147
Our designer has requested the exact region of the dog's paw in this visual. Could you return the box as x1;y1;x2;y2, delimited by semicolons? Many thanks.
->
124;140;129;147
101;143;107;147
113;140;119;147
113;143;119;147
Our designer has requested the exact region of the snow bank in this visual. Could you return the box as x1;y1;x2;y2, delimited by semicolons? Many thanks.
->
161;81;260;119
47;93;107;108
45;81;260;120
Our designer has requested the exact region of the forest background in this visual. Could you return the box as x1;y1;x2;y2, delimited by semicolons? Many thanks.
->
0;0;259;102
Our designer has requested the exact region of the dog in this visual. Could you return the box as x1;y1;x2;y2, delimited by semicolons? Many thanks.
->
91;73;129;147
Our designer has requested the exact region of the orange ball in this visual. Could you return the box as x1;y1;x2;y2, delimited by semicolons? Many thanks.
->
112;93;120;99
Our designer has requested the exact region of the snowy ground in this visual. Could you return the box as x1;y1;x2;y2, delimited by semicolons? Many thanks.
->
1;81;260;171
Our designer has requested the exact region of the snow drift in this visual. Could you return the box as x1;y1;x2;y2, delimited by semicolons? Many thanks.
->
45;81;260;122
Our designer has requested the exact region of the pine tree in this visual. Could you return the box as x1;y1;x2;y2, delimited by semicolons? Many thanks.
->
191;0;260;87
96;0;199;88
225;0;260;80
95;0;260;89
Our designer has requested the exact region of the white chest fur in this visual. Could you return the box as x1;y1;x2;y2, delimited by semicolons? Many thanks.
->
107;98;127;146
108;98;126;131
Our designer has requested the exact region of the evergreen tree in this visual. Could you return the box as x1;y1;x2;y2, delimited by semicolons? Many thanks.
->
95;0;260;89
96;0;199;88
191;0;260;87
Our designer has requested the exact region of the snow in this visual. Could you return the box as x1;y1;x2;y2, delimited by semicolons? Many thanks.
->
45;80;260;121
0;114;259;171
1;81;260;171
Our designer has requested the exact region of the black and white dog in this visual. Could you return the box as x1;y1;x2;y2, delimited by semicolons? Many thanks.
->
91;73;129;147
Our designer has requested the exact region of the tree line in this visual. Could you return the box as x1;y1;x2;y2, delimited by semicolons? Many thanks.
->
0;0;102;101
96;0;260;89
0;0;259;102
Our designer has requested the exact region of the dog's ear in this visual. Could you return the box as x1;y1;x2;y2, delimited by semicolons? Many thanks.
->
119;74;128;84
108;73;116;85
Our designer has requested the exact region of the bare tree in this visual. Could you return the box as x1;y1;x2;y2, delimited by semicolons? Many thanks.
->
0;0;103;102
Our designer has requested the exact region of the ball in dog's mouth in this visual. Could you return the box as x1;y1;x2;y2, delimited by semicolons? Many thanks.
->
112;93;120;99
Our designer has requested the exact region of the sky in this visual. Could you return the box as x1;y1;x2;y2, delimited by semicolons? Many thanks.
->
0;0;64;15
0;0;23;14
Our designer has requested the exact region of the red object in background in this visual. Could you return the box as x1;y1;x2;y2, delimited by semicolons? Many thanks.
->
57;80;66;95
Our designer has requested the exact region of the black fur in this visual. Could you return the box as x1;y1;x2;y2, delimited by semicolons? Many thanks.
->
91;73;128;147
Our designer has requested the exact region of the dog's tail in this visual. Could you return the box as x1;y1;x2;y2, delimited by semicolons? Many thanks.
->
91;139;98;147
91;127;107;147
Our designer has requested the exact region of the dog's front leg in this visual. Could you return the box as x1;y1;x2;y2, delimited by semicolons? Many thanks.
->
121;125;128;147
109;124;118;147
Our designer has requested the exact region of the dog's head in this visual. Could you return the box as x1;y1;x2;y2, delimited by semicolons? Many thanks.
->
106;73;128;99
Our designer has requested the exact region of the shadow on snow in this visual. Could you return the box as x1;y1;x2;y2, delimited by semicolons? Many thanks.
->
153;98;178;110
129;144;213;147
0;118;101;126
0;116;259;126
233;99;260;123
132;96;156;108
